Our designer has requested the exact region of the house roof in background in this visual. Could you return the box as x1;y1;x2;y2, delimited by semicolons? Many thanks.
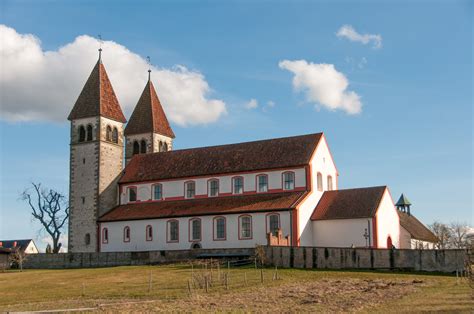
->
311;186;387;220
99;191;307;222
119;133;323;184
68;60;126;123
0;239;37;253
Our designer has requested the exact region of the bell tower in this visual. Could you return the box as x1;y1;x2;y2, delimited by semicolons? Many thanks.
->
67;50;127;252
124;68;175;164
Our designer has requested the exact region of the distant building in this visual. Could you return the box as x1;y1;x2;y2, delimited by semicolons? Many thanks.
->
395;194;438;249
67;53;435;252
0;239;39;254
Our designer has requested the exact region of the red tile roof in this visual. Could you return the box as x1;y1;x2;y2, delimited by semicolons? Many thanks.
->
311;186;387;220
68;60;126;123
119;133;323;184
124;80;175;138
398;211;438;243
99;191;307;222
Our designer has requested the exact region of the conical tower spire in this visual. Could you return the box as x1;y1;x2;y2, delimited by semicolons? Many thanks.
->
396;193;412;215
68;58;126;123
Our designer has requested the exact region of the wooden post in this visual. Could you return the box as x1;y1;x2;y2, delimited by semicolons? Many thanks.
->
244;273;248;286
260;268;264;284
217;262;221;281
227;261;230;273
187;279;192;296
81;283;85;297
148;270;153;293
205;275;209;293
225;273;229;290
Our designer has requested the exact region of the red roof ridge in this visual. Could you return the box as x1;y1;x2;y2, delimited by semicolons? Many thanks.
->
133;132;324;158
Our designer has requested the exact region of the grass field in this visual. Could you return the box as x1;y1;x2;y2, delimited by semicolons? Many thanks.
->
0;263;472;312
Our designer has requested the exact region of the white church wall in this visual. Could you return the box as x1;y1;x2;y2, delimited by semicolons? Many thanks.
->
119;168;307;204
375;189;400;248
298;135;338;246
100;211;291;252
312;218;374;248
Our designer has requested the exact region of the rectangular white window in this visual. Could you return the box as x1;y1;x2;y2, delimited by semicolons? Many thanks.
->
240;216;252;239
168;220;179;242
191;219;201;241
283;172;295;190
208;180;219;197
153;184;162;200
327;176;333;191
257;175;268;193
185;182;195;199
233;177;243;194
128;188;137;202
214;217;226;240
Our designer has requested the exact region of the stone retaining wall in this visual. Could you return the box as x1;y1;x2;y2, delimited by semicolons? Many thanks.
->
23;247;466;273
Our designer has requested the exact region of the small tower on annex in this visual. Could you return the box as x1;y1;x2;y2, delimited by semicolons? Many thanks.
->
124;67;175;164
395;193;412;216
67;49;127;253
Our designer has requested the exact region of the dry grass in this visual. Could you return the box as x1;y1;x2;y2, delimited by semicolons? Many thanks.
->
0;264;472;312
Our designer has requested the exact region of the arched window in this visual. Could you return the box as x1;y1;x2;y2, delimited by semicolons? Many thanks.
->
123;226;130;242
327;175;333;191
189;218;201;241
146;225;153;241
239;215;252;239
185;181;196;199
387;236;393;249
85;233;91;245
163;142;168;152
213;217;226;240
112;127;118;143
102;228;108;244
128;187;137;202
78;126;86;142
140;140;147;154
86;124;93;141
268;214;280;236
317;172;323;191
283;172;295;190
158;141;163;152
153;184;163;200
167;220;179;242
208;179;219;197
257;174;268;193
232;176;244;194
106;125;112;141
133;141;140;155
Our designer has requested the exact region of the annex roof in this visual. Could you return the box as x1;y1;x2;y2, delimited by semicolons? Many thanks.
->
124;80;175;138
119;133;323;184
398;211;438;243
68;59;126;123
99;191;307;222
311;186;387;220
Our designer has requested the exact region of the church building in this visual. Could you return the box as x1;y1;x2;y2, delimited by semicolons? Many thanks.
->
67;53;436;253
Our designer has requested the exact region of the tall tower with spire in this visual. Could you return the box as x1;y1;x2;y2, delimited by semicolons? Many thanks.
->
124;68;175;164
67;51;126;252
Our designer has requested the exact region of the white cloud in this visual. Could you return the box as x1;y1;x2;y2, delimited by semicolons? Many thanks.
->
279;59;362;114
244;98;258;109
336;25;382;49
266;100;275;108
0;25;227;126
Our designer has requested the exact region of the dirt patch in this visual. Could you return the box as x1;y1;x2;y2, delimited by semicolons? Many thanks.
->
99;278;425;312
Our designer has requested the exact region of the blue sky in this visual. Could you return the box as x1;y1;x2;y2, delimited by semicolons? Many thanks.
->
0;0;472;249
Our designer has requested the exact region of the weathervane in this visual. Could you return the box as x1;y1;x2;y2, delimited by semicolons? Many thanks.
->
146;56;152;81
98;34;103;61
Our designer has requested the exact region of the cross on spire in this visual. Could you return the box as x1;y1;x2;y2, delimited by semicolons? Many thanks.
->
98;34;103;62
146;56;152;81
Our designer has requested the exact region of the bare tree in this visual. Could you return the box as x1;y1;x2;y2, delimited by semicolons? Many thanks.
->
450;222;469;249
21;183;69;253
429;221;452;249
9;248;27;271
